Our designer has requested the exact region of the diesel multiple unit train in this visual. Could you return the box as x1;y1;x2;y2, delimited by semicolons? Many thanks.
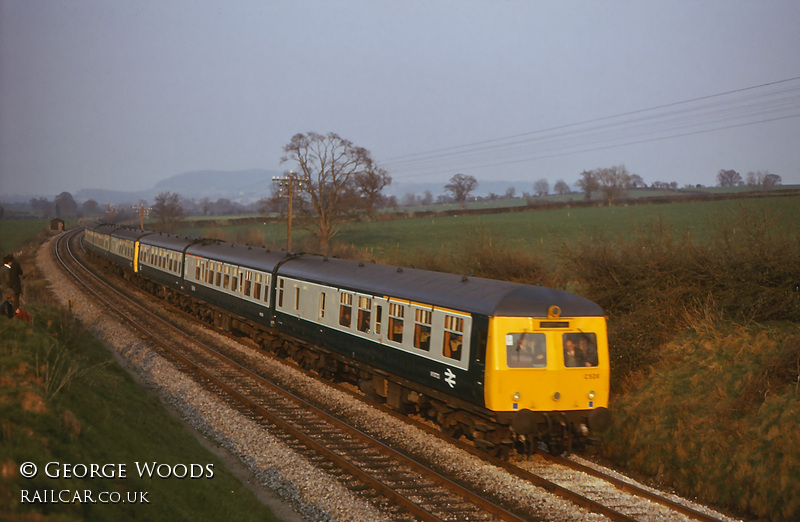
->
84;223;611;455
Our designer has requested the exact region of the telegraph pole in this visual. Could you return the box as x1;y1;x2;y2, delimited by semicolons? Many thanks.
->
131;203;151;230
272;171;306;252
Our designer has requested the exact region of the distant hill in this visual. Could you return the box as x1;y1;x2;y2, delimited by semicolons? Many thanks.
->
152;169;280;200
71;168;540;205
76;169;282;205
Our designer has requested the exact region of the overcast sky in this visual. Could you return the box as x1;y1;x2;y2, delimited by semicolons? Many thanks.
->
1;0;799;199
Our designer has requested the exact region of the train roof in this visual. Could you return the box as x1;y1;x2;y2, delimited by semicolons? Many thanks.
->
87;223;119;234
185;241;290;271
139;232;195;250
92;226;603;318
110;226;153;241
280;254;603;318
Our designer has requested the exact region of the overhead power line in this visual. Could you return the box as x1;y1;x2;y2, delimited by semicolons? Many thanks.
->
381;76;800;180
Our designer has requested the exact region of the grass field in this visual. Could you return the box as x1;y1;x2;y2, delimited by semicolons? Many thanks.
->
175;193;800;272
0;220;52;259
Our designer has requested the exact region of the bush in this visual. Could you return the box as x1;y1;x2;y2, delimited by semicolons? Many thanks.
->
560;204;800;388
391;224;555;286
601;322;800;520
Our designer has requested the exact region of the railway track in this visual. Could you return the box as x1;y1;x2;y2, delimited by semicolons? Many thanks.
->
53;227;730;521
278;359;729;522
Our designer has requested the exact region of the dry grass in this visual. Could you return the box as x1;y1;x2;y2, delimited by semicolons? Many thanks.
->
559;204;800;388
601;321;800;520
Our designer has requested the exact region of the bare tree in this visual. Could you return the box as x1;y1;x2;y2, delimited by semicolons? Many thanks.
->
355;169;392;219
281;132;386;254
199;197;213;216
54;192;78;219
717;169;742;187
630;173;646;188
553;179;571;195
152;192;183;230
401;193;420;206
747;170;782;188
81;199;101;217
576;170;600;200
533;178;549;197
444;173;478;209
763;172;782;187
596;165;631;206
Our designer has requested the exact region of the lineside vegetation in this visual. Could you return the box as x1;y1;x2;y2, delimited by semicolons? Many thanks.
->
0;241;280;521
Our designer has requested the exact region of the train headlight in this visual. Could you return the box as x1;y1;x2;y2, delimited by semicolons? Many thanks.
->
512;392;521;401
553;392;561;401
588;391;595;400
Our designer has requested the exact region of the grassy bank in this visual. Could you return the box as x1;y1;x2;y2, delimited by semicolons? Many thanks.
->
0;239;280;520
560;202;800;520
0;220;52;259
603;321;800;520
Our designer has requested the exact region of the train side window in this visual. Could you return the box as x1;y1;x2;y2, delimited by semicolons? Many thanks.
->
319;292;326;319
357;296;372;333
215;272;222;287
244;278;252;297
562;332;598;368
278;279;285;307
232;272;239;292
339;293;353;327
443;332;462;360
294;286;300;311
375;305;382;335
387;303;404;343
442;315;465;361
414;309;432;351
253;273;263;301
505;333;546;368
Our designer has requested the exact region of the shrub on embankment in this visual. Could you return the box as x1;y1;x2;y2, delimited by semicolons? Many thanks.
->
602;323;800;520
558;202;800;520
560;203;800;389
